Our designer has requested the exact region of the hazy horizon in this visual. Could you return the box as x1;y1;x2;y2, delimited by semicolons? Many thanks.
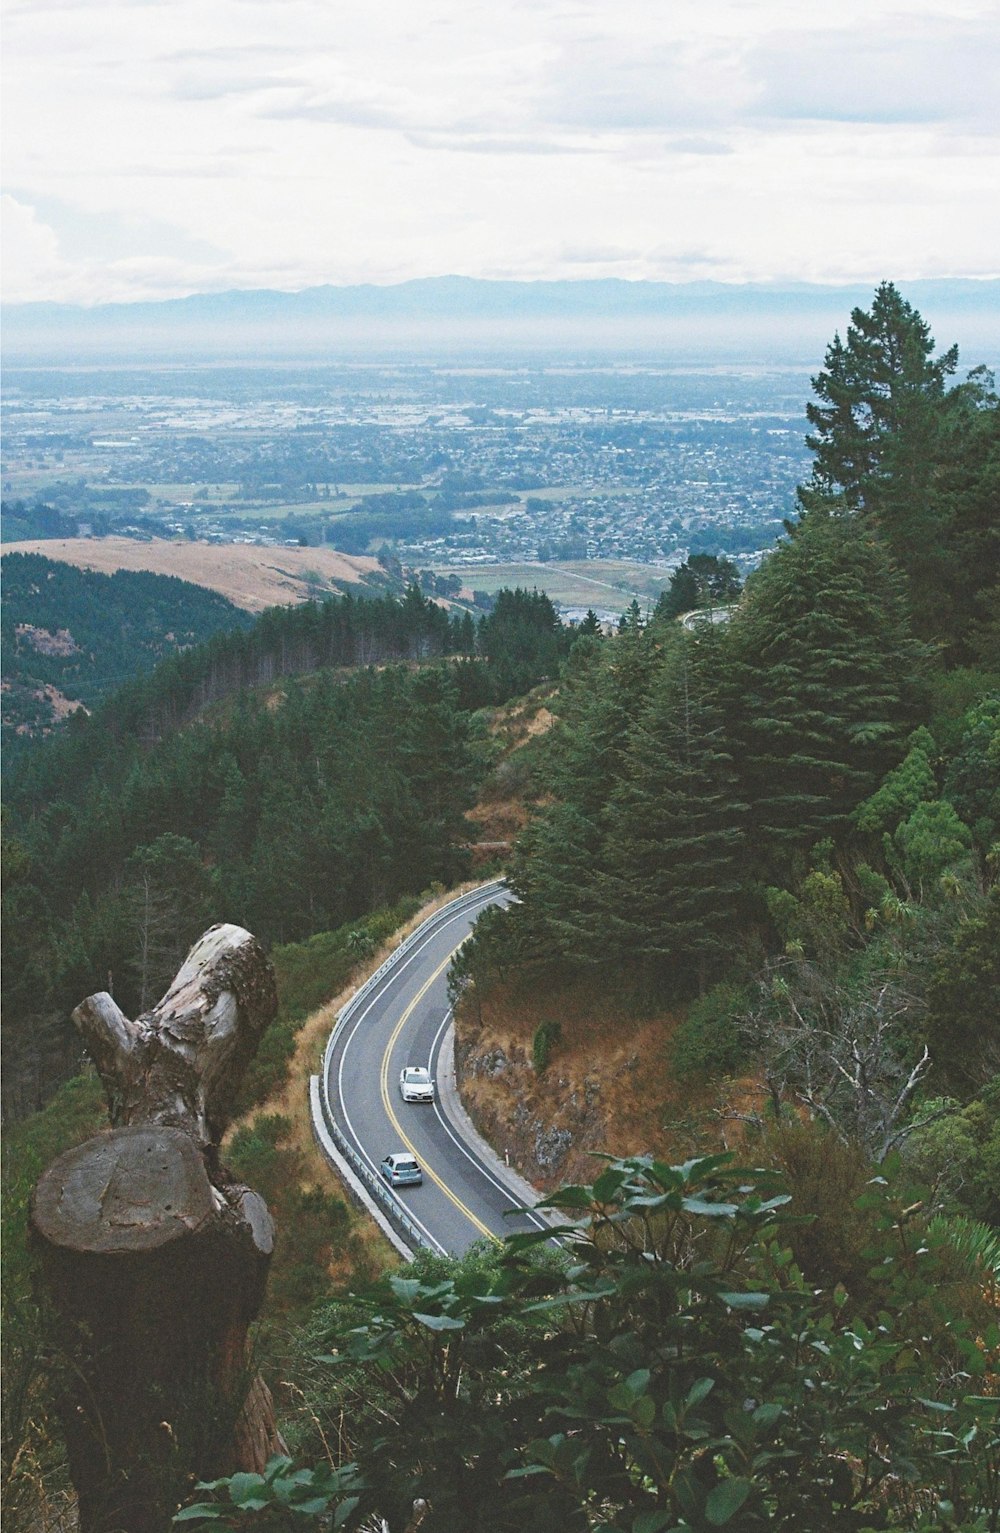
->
3;1;998;309
4;274;999;369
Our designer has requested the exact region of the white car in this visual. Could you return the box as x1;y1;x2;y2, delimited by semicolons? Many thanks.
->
399;1065;435;1103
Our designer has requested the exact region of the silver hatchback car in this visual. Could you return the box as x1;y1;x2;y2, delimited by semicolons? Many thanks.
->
380;1153;423;1188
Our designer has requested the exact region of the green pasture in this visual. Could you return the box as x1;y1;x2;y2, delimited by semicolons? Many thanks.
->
431;558;673;611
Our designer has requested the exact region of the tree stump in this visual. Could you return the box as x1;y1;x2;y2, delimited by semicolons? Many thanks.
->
30;924;285;1533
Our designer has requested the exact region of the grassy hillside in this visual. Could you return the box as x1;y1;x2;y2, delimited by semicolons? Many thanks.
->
0;537;382;612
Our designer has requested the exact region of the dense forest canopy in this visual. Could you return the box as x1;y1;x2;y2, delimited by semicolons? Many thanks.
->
1;581;571;1118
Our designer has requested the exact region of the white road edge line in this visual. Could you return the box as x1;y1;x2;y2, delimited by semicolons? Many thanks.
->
429;1009;552;1234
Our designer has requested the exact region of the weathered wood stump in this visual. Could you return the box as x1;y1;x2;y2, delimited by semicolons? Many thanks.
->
30;925;285;1533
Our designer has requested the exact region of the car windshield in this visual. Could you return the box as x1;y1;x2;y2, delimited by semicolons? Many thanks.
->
404;1069;429;1081
395;1156;418;1169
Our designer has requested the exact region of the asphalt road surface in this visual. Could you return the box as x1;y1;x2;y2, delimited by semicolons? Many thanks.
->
325;886;552;1256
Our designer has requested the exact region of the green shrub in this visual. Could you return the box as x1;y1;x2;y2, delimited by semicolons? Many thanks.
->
532;1019;562;1074
670;982;750;1081
2;1072;106;1525
227;1115;351;1316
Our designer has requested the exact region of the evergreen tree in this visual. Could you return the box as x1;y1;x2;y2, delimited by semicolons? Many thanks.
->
122;834;216;1011
802;280;958;514
476;587;567;695
600;631;747;991
397;668;475;886
923;366;1000;662
506;616;657;966
726;509;927;871
654;555;742;623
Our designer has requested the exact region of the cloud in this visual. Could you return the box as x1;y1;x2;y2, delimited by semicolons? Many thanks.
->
749;22;1000;127
261;93;411;129
5;191;226;263
665;137;734;155
534;35;756;135
3;0;998;302
556;242;634;264
0;195;68;301
170;73;303;102
404;131;595;155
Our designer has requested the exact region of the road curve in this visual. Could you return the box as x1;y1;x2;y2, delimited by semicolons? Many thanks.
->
322;885;551;1256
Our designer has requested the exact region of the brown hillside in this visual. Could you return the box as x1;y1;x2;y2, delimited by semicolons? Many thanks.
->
4;538;380;612
454;971;745;1191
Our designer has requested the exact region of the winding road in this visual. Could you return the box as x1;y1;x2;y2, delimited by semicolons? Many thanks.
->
320;884;554;1257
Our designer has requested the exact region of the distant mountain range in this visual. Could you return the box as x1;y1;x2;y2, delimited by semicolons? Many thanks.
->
4;276;999;363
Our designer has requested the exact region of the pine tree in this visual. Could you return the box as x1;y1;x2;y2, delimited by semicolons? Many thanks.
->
802;281;958;514
924;366;1000;662
506;616;658;967
726;510;927;872
600;632;747;991
396;667;475;885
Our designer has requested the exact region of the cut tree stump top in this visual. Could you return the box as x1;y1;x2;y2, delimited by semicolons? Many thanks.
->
31;1124;218;1255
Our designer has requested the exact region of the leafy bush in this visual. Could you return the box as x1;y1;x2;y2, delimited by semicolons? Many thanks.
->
532;1018;561;1074
226;1116;352;1315
670;982;750;1080
2;1072;105;1526
176;1153;1000;1532
175;1454;364;1529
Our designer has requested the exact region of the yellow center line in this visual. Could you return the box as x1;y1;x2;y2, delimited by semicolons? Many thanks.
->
379;946;498;1244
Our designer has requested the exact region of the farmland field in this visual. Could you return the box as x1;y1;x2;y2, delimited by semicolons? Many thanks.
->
433;558;676;613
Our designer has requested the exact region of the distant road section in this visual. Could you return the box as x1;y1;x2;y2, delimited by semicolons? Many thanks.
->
3;537;379;612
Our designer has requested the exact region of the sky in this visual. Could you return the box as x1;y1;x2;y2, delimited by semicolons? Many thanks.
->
2;0;999;306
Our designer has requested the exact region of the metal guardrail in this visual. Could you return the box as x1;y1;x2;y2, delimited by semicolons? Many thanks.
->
315;881;506;1253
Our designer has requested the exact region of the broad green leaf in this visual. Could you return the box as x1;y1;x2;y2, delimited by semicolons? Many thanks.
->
719;1291;770;1309
593;1167;629;1201
388;1276;423;1304
633;1511;676;1533
228;1472;266;1506
706;1476;752;1524
333;1496;361;1528
681;1197;740;1218
412;1311;465;1331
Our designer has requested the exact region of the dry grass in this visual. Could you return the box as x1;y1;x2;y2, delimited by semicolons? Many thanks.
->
459;971;745;1189
4;538;379;613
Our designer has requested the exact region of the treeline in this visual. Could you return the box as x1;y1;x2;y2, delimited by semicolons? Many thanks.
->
3;584;470;802
457;284;1000;1225
1;500;83;542
1;552;254;742
1;584;572;1115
